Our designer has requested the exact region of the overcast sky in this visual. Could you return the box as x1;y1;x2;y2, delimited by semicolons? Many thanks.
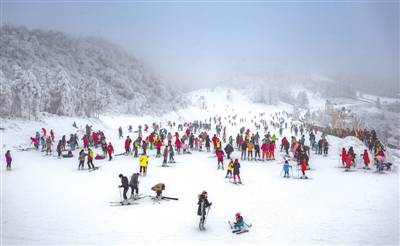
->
2;1;399;94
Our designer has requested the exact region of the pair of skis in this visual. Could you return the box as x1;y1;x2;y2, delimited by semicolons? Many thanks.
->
109;194;147;206
228;221;252;234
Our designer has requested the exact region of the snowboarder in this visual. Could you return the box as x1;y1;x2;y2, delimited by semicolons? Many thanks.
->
197;190;212;231
5;150;12;170
118;174;130;201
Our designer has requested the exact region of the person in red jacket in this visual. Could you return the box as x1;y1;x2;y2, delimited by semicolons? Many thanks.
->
344;153;353;169
341;148;347;166
155;139;162;157
92;132;99;147
124;136;131;154
300;158;308;179
83;135;89;149
107;142;114;161
261;142;268;161
269;142;275;160
362;149;370;169
280;137;287;152
175;138;182;154
216;149;225;170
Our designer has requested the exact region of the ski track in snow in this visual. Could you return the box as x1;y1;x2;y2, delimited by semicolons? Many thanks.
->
1;88;399;245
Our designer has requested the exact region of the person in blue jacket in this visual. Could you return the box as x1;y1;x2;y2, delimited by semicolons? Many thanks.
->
233;213;244;230
283;160;292;178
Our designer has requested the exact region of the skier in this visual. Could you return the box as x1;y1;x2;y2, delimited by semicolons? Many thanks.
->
162;145;169;166
124;136;131;154
118;174;130;201
78;149;85;170
224;142;234;159
232;213;244;230
155;139;162;157
247;141;254;161
168;145;175;163
151;183;165;200
300;158;308;179
118;127;123;139
323;139;329;156
139;153;149;176
56;140;63;159
225;159;234;178
107;142;114;161
241;141;247;160
45;137;52;155
362;149;370;169
5;150;12;170
341;148;347;166
197;190;212;231
216;149;225;170
129;172;140;198
233;159;242;184
87;148;96;170
283;160;292;178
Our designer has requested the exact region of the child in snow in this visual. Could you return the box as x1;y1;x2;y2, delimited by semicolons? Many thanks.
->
283;160;292;178
225;159;234;178
233;213;244;230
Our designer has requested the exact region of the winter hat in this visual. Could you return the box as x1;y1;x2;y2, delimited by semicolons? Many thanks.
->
118;174;123;178
235;213;241;217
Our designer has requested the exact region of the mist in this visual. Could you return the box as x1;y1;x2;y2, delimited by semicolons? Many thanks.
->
2;1;398;96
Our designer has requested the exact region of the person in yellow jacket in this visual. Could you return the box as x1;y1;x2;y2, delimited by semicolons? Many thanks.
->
225;159;234;178
139;153;149;176
247;142;254;161
216;139;221;151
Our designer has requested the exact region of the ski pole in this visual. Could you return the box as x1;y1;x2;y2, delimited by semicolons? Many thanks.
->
119;187;122;202
204;206;211;222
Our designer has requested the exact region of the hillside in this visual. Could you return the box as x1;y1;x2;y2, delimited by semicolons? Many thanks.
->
1;87;398;245
0;25;184;119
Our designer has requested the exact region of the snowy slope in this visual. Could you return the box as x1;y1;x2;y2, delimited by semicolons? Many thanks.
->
1;88;399;245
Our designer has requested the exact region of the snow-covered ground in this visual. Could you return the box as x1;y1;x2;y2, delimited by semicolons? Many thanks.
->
1;88;399;245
